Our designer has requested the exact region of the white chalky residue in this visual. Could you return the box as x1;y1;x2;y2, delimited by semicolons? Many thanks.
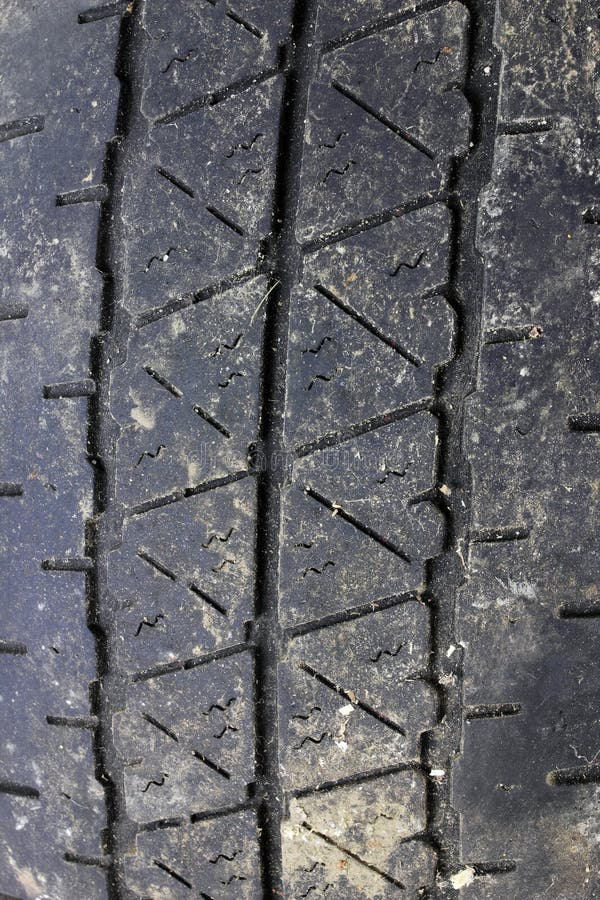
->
450;867;476;889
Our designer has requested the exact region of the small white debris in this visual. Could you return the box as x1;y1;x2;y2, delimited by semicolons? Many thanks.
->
130;404;156;430
430;769;446;779
483;65;491;75
339;704;354;716
440;484;451;497
334;740;348;752
450;867;476;889
446;644;456;657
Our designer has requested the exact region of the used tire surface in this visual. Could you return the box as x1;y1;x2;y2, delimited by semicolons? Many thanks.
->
0;0;599;898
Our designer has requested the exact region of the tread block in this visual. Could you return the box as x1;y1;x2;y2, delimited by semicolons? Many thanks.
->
122;79;283;314
283;285;434;448
141;0;291;119
454;712;600;899
114;653;255;823
0;5;122;892
323;2;470;156
280;417;442;625
456;6;600;894
293;414;442;551
0;727;107;900
494;0;600;129
282;772;435;896
111;277;267;506
296;4;470;242
279;482;420;626
109;479;256;671
279;603;437;787
125;809;261;898
303;203;454;363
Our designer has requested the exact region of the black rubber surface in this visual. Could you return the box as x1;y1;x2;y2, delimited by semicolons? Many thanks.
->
0;1;598;898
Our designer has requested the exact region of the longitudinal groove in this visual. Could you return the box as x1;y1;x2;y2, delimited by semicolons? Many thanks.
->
253;1;319;894
86;3;149;896
423;0;502;892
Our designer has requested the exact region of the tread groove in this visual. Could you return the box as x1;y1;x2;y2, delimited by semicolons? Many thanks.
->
331;79;436;160
313;283;423;366
299;663;408;736
252;0;320;894
300;823;406;889
155;66;282;125
304;487;412;563
422;0;503;883
86;5;150;896
0;115;45;142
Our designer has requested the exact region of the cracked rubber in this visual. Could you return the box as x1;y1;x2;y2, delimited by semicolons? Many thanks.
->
0;1;598;898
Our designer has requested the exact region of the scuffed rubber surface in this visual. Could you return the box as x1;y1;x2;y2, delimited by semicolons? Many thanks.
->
452;3;600;897
0;1;598;898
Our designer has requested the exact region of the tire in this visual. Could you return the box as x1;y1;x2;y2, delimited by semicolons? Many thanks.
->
0;1;598;898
